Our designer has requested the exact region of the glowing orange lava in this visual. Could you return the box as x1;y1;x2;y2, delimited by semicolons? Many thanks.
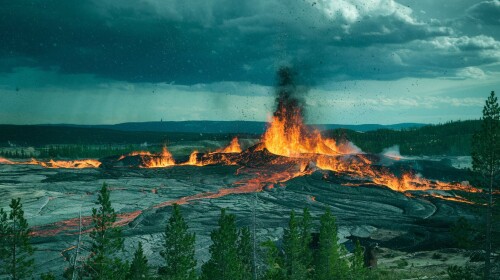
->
213;137;242;153
0;157;101;168
263;108;352;157
119;146;176;168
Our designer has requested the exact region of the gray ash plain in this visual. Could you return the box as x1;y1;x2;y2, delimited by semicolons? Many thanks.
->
0;156;481;277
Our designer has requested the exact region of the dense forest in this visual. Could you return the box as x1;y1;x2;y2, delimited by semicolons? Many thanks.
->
325;120;480;156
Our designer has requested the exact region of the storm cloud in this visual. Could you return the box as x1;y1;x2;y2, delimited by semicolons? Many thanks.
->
0;0;499;124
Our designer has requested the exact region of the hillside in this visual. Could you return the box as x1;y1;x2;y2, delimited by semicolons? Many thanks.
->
325;120;480;156
42;121;426;134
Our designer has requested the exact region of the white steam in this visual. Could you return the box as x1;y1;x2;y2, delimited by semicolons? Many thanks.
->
381;145;403;160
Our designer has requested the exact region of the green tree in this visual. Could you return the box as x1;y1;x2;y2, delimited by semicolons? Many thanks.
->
299;208;313;276
238;227;253;280
127;242;150;280
40;272;56;280
84;183;126;280
471;91;500;280
201;208;242;280
447;265;474;280
283;210;307;280
314;209;348;280
351;240;366;280
161;204;196;280
451;217;475;249
0;198;34;280
261;240;285;280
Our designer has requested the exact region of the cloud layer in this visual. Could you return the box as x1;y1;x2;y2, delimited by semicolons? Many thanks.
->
0;0;499;124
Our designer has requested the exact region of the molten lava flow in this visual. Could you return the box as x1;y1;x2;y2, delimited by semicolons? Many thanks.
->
141;146;176;168
38;159;102;168
118;146;176;168
182;150;203;166
0;157;101;168
213;137;242;153
0;157;14;164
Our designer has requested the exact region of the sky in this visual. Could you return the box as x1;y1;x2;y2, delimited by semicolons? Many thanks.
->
0;0;499;125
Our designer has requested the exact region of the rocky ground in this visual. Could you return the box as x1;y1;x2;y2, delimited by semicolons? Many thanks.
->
0;156;484;279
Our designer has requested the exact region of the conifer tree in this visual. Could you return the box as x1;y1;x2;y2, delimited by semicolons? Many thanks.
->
261;240;285;280
299;208;313;276
201;208;242;280
161;204;196;280
84;183;126;280
238;226;253;280
0;198;34;280
314;209;348;280
350;240;366;280
283;210;307;280
472;91;499;280
127;242;150;280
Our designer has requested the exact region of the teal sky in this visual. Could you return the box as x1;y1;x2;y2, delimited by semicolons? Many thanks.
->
0;0;499;125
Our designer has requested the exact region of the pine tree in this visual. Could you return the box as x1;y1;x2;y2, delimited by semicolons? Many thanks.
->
84;183;126;280
201;208;242;280
238;227;253;280
262;240;285;280
472;91;499;280
283;210;307;280
299;208;313;276
350;240;366;280
127;242;150;280
161;204;196;280
314;209;348;280
0;198;34;280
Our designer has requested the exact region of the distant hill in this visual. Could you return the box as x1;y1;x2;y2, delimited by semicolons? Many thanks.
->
43;121;426;134
0;125;247;147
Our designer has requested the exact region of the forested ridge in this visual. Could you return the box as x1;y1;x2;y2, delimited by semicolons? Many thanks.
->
325;120;480;156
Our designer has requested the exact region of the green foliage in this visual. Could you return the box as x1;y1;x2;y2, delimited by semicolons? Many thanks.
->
395;259;408;269
127;242;150;280
451;217;475;249
326;120;482;156
283;210;308;280
314;209;348;280
0;198;34;280
238;227;254;280
471;91;500;280
261;240;285;280
472;91;500;179
447;265;474;280
351;240;366;280
299;208;313;276
40;272;56;280
84;183;126;280
161;204;197;280
201;208;242;280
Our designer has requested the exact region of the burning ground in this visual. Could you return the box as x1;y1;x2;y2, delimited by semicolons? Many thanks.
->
0;67;488;276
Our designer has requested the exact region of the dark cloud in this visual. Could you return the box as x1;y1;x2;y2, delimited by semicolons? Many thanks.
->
467;1;500;25
2;0;489;86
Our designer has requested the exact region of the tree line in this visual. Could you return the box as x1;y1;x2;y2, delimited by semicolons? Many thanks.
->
325;120;481;156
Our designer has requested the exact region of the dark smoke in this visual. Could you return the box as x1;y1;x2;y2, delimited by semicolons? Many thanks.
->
274;66;306;122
